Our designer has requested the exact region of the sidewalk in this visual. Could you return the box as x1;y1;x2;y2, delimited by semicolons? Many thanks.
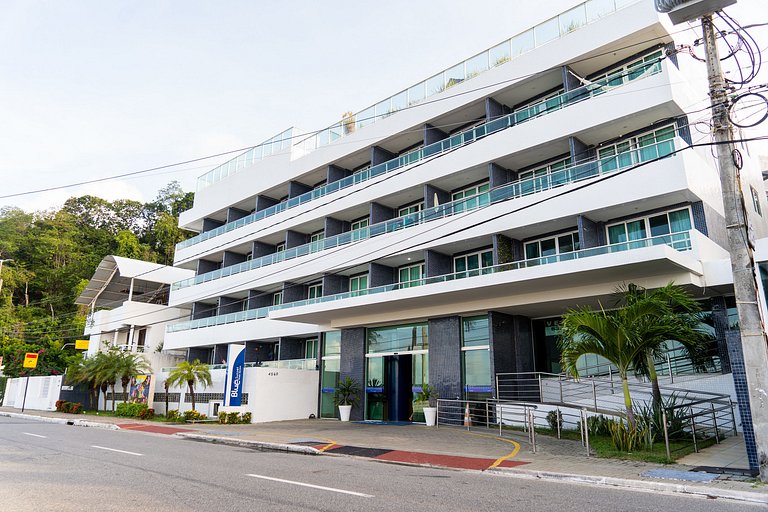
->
2;407;766;504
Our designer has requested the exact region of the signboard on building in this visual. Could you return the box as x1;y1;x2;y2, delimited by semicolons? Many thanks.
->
75;339;90;350
224;344;246;407
129;375;154;408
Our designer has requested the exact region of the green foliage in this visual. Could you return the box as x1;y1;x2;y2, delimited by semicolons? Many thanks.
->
634;394;689;441
183;409;207;422
416;383;438;407
116;402;149;418
546;409;563;431
606;419;651;452
166;360;212;411
586;415;612;436
333;377;361;407
166;409;181;422
0;183;193;379
218;411;253;424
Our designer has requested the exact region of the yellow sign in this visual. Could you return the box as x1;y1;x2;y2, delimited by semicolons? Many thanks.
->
23;353;39;369
75;339;90;350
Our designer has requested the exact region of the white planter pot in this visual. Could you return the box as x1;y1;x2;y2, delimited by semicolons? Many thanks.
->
338;404;352;422
424;406;437;426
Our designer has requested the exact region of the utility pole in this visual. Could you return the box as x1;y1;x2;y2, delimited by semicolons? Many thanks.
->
701;13;768;479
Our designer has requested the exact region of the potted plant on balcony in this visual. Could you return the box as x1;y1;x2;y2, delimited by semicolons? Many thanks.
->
334;377;361;422
417;383;438;426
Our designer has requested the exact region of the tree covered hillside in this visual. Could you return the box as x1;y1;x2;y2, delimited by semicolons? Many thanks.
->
0;181;193;379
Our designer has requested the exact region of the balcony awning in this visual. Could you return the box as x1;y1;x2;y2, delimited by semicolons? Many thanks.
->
75;255;194;308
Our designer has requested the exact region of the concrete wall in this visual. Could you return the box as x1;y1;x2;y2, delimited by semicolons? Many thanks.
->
3;376;63;411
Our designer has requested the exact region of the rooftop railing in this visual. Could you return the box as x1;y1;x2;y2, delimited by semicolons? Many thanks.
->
172;134;679;292
297;0;641;154
167;230;692;333
177;55;662;252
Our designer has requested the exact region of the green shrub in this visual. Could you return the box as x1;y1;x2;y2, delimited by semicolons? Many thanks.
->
56;400;83;414
241;412;252;424
586;415;612;436
227;412;239;424
183;409;207;422
166;409;180;422
138;408;154;420
218;411;228;424
607;419;651;452
546;410;563;431
635;394;689;441
115;403;148;418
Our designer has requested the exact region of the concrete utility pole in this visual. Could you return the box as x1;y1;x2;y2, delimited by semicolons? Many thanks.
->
701;14;768;479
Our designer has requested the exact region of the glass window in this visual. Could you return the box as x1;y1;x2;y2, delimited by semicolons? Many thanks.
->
398;202;423;217
275;242;286;253
305;338;318;359
627;220;647;241
308;283;322;300
669;209;692;232
608;224;627;244
323;331;341;356
462;348;492;400
350;274;368;294
534;17;560;45
272;291;283;306
398;263;424;288
367;323;428;354
454;250;493;275
462;316;489;347
320;356;340;418
649;214;671;237
608;208;691;245
525;231;580;259
310;230;325;243
351;217;369;231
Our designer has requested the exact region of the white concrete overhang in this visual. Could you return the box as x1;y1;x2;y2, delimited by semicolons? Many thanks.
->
269;243;705;329
163;317;322;351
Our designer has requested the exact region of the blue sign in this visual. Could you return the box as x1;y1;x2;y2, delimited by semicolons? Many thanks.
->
224;344;246;406
366;387;384;393
321;387;336;393
464;386;492;393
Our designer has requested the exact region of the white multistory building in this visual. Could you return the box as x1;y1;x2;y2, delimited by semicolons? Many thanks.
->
164;0;766;426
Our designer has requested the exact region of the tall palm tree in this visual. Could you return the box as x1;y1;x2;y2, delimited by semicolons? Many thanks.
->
617;283;710;409
93;349;121;412
559;300;671;427
116;351;151;403
166;360;212;412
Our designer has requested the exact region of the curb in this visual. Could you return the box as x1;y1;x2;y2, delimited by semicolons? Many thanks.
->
488;467;768;505
0;411;120;430
175;432;320;455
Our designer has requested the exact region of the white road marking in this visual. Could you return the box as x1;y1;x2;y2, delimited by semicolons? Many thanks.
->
246;473;373;498
22;432;47;438
91;445;143;456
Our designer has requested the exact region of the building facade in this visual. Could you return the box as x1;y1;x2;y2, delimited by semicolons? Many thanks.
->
164;0;767;424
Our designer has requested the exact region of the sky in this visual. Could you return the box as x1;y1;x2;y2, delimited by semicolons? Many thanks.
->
0;0;765;212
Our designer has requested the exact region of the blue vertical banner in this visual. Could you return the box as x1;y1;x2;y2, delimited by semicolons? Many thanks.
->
224;344;246;407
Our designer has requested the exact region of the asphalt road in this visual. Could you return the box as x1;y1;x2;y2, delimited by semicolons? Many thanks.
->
0;417;759;511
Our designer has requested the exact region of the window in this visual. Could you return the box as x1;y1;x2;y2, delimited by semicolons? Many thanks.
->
307;282;322;300
452;182;490;212
590;49;663;88
518;156;572;194
398;262;425;288
272;291;283;306
398;202;423;217
305;338;318;359
461;316;491;400
351;217;369;231
309;230;325;243
454;249;494;276
525;232;580;260
349;273;368;295
275;242;286;253
597;125;675;172
607;208;692;245
516;88;566;123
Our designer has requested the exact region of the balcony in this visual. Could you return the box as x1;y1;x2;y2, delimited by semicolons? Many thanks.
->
172;135;681;293
176;52;662;252
167;229;728;334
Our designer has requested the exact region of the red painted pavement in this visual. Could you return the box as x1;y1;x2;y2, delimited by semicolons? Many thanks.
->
116;423;194;435
373;450;529;471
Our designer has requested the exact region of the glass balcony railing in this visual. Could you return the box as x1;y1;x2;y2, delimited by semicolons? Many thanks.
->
297;0;641;154
178;54;662;252
167;230;692;333
196;128;296;192
172;134;679;292
161;358;318;372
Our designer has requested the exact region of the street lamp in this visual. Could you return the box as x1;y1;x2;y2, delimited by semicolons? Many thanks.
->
0;258;13;295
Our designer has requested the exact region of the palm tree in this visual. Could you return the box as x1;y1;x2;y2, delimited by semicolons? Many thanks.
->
166;359;212;412
95;350;121;412
616;283;710;409
559;300;670;427
115;351;151;403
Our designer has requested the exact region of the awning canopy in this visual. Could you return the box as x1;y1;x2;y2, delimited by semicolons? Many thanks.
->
75;255;194;308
